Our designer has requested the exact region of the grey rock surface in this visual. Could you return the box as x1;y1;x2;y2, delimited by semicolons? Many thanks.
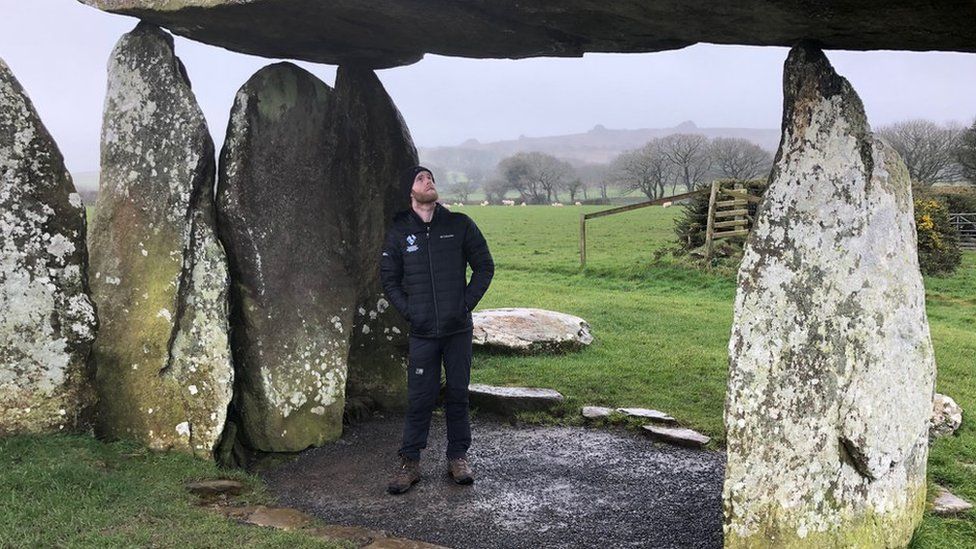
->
0;58;96;435
581;406;613;419
472;308;592;354
217;62;350;453
336;65;416;413
643;425;710;448
261;414;725;549
932;486;973;516
468;384;564;416
723;43;935;547
78;1;976;68
618;407;676;423
88;22;233;457
929;393;963;442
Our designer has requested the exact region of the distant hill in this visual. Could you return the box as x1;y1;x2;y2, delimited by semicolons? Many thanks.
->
419;121;781;175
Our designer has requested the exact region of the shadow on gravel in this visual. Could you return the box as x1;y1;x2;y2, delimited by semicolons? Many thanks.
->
260;413;724;549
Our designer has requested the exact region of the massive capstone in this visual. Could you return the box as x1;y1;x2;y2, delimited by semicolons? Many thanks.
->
88;22;233;458
723;43;935;547
217;62;415;453
76;1;976;68
0;59;97;435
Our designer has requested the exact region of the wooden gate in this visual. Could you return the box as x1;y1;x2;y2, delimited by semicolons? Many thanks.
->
950;212;976;251
703;181;762;261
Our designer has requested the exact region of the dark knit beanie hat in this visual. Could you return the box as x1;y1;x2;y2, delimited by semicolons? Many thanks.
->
400;165;434;204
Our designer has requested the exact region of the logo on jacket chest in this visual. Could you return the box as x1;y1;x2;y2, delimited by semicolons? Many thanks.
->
405;234;419;253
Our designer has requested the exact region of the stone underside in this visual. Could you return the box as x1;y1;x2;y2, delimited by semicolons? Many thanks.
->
0;58;97;435
722;43;935;548
87;22;233;458
216;62;415;453
77;1;976;68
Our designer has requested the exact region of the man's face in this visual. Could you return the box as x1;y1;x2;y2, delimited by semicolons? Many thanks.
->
411;170;438;204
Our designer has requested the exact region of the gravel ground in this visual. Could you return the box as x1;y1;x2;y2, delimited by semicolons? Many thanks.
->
261;413;725;549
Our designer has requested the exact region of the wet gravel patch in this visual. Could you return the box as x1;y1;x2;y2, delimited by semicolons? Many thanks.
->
261;413;725;548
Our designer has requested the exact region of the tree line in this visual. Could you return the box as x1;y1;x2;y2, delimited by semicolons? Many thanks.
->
438;119;976;204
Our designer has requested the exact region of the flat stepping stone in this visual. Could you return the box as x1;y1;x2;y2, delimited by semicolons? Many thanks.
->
469;384;564;415
581;406;613;419
473;308;593;353
642;425;710;448
617;407;677;424
933;486;973;516
185;479;247;497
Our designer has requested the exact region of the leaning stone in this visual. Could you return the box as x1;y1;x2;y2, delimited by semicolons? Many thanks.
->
929;393;963;442
642;425;710;448
184;479;246;497
932;486;973;516
617;407;676;424
468;384;564;415
723;43;935;548
88;23;233;458
0;58;97;435
472;308;593;354
217;62;352;452
581;406;613;419
336;65;415;412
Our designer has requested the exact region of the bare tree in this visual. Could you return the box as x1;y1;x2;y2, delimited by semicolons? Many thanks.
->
450;179;475;202
661;133;712;192
496;152;575;204
576;163;612;200
878;119;964;185
610;139;674;200
565;178;585;202
959;120;976;185
710;137;773;181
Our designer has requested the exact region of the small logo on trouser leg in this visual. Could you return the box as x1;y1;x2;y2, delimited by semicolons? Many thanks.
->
415;368;424;375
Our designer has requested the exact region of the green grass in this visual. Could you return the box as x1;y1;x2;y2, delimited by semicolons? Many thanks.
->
459;205;976;547
0;434;344;547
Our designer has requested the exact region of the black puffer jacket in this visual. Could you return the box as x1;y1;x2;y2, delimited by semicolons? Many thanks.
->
380;203;494;338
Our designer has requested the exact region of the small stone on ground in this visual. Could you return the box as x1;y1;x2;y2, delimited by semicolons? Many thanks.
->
933;486;973;516
617;407;676;423
581;406;613;419
468;384;564;415
185;479;246;497
642;425;711;448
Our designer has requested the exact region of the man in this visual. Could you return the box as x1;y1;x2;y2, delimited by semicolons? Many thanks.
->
379;165;494;495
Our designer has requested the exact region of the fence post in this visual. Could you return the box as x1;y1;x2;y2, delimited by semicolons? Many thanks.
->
704;180;720;263
579;212;587;268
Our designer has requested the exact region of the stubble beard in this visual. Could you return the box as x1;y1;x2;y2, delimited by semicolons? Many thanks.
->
414;189;439;204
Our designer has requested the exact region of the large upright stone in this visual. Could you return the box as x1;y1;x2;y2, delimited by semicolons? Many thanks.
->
723;44;935;547
0;59;97;434
335;65;416;411
88;23;233;458
217;63;353;452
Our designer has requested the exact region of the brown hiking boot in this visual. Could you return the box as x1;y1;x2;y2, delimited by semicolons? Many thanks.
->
387;457;421;495
448;456;474;485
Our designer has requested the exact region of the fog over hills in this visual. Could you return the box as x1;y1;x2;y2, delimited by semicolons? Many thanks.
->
418;121;780;176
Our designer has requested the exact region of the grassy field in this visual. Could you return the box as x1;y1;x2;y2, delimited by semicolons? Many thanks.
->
460;204;976;547
25;204;975;546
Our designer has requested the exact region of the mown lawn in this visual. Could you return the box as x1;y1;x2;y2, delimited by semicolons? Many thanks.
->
461;204;976;547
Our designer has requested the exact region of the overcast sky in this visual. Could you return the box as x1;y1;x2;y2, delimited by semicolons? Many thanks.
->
3;0;976;174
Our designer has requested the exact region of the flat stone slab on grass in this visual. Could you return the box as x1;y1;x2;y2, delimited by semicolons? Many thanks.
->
472;308;592;354
932;486;973;516
581;406;613;419
468;384;564;416
617;407;676;423
261;414;724;549
185;479;246;497
642;425;711;448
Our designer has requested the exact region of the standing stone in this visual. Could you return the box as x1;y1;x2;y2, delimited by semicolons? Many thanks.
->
335;65;416;412
0;59;97;434
723;44;935;548
88;23;233;458
218;62;353;452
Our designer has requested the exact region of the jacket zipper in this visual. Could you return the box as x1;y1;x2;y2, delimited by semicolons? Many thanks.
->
426;223;440;336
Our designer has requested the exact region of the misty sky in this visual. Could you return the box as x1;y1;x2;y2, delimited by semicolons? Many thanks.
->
2;1;976;174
